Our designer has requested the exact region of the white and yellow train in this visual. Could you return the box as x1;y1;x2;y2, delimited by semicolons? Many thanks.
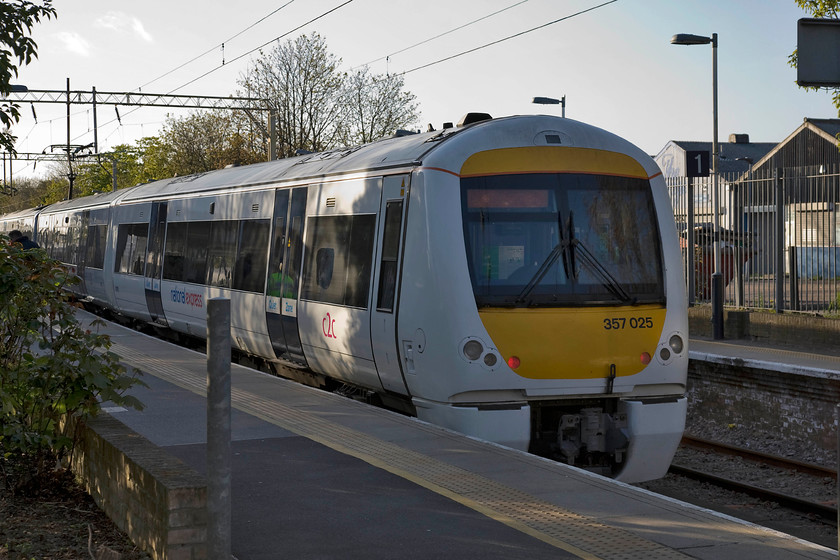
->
1;113;687;482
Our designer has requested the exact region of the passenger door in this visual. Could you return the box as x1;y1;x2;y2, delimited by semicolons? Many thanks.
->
144;201;168;326
371;175;410;395
265;187;307;365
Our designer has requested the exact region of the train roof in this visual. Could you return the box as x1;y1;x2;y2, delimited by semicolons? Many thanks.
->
38;187;133;214
118;126;462;203
2;114;662;219
0;206;41;220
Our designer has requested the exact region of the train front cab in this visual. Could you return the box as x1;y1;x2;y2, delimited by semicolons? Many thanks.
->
400;136;688;483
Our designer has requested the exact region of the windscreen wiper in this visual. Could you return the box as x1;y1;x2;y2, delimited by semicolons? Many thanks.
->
514;238;571;305
515;210;574;305
571;238;636;304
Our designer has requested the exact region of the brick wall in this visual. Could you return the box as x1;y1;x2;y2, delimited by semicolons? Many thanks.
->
687;359;840;451
70;414;207;560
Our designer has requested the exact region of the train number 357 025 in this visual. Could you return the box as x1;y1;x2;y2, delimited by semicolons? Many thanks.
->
603;317;654;330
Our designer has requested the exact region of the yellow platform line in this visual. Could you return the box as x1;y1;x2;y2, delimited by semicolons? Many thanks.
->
111;341;691;560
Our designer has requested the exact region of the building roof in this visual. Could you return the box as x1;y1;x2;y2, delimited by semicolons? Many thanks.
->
663;140;777;173
803;118;840;139
748;117;840;171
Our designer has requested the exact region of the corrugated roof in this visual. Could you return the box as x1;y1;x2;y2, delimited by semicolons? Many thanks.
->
804;118;840;139
666;140;777;173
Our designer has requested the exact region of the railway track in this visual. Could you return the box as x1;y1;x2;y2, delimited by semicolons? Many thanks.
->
671;435;838;522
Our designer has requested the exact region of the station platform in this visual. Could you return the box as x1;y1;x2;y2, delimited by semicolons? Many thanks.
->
690;337;840;379
79;309;836;560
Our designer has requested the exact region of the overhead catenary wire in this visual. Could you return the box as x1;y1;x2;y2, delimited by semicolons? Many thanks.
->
166;0;356;95
14;0;617;166
75;1;356;148
351;0;532;71
402;0;619;74
135;0;296;92
12;1;301;157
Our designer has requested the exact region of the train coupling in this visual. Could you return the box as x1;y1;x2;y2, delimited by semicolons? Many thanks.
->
557;408;629;468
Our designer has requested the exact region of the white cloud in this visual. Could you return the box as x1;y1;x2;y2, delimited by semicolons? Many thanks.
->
95;11;154;43
54;31;91;57
131;18;153;43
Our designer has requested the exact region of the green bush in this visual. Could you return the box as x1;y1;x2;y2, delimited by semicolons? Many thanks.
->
0;235;145;494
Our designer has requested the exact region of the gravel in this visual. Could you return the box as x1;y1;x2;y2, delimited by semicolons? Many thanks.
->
636;418;838;550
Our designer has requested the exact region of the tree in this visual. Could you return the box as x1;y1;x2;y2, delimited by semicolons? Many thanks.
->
239;33;421;157
338;67;420;145
0;238;144;494
0;175;52;214
239;33;345;158
161;110;264;175
0;1;56;154
72;139;175;196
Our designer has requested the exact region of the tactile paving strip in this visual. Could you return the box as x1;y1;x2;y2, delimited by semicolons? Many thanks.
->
111;341;692;560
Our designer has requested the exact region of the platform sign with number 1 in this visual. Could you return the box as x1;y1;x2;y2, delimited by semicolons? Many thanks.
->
685;150;710;178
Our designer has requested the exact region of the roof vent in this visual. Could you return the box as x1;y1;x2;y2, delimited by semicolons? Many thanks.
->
728;133;749;144
457;113;493;127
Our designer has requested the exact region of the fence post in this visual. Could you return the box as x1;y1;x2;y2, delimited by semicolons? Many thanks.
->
687;177;696;305
732;180;745;307
789;247;799;311
775;169;785;313
207;298;232;560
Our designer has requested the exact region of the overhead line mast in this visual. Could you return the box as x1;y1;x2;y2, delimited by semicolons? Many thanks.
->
3;86;272;198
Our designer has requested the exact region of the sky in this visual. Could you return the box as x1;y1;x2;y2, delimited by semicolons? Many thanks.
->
5;0;836;179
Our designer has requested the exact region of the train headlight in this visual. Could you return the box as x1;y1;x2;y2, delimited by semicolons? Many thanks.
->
669;334;684;354
463;340;483;361
460;338;500;370
659;347;671;361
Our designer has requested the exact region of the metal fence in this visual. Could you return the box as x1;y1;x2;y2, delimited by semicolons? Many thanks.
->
666;164;840;314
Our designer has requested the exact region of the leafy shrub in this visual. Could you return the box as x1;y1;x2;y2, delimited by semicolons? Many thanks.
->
0;235;144;494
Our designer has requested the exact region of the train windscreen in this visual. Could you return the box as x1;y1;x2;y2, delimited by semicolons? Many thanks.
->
461;173;664;307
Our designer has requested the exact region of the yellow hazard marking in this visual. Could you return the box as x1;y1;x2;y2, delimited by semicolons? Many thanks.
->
109;338;691;559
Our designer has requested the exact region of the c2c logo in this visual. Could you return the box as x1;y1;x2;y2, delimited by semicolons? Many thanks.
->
322;312;337;339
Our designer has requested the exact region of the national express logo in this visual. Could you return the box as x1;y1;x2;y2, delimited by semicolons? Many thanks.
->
170;288;204;308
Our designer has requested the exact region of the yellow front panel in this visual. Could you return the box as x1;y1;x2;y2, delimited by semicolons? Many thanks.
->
460;147;650;179
479;305;666;380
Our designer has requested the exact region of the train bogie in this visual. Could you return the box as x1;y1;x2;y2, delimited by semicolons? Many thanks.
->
2;114;689;482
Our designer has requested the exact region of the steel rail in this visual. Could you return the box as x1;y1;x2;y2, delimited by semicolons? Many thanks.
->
668;463;837;521
681;435;837;480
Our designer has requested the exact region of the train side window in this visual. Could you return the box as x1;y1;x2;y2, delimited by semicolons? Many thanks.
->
316;248;334;289
163;222;188;281
206;220;239;288
184;222;210;284
233;219;270;293
115;223;149;275
301;214;376;308
85;224;108;269
376;200;403;312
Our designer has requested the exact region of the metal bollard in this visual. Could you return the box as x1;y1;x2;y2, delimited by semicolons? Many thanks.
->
711;272;724;340
207;298;232;560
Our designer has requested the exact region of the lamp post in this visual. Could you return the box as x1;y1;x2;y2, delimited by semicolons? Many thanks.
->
671;32;723;340
532;96;566;118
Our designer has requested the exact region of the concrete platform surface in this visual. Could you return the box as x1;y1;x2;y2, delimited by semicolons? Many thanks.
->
80;310;836;560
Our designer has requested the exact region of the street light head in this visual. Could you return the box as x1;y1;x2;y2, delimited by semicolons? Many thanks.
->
670;33;713;45
532;96;561;105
